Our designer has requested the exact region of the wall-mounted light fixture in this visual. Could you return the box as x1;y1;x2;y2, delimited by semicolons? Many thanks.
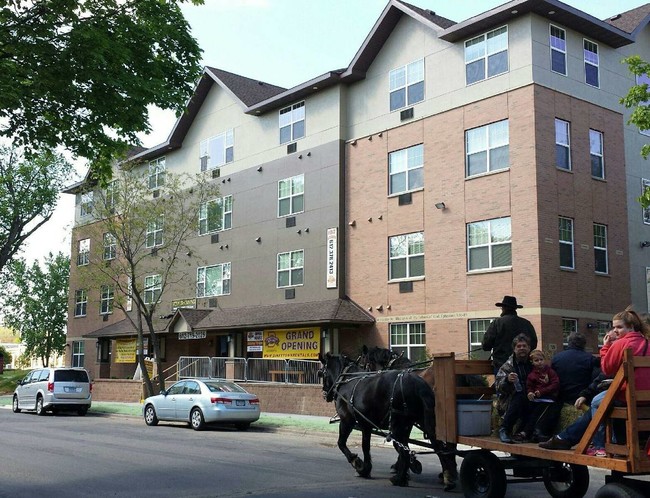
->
296;229;302;235
304;228;309;233
435;202;446;210
257;166;263;172
351;140;357;146
378;215;383;220
298;154;303;159
368;135;372;141
348;220;356;227
255;237;261;243
641;241;650;248
378;132;383;137
376;305;383;312
367;217;372;222
307;152;311;157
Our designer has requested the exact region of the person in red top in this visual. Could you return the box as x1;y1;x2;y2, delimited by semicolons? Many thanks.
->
600;308;650;402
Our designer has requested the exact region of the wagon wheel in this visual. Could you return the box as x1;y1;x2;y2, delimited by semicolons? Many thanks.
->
459;450;506;498
595;482;647;498
542;462;589;498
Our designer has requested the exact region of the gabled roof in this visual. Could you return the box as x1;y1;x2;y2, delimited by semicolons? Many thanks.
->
168;308;212;332
82;316;171;338
604;3;650;36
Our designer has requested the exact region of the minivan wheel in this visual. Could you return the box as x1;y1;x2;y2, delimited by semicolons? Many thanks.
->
77;406;88;416
35;396;46;416
12;395;21;413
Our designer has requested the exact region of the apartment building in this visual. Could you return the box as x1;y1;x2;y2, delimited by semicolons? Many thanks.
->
64;0;650;379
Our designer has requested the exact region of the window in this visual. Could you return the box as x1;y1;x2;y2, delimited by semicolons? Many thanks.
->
146;216;164;248
389;232;424;280
389;144;423;195
641;178;650;225
77;239;90;266
279;102;305;144
277;250;304;288
80;192;93;217
562;318;577;348
72;341;85;368
466;120;509;176
559;217;574;269
103;233;116;260
550;25;567;75
590;129;604;179
197;263;231;297
144;274;162;304
148;157;165;189
200;130;234;172
637;74;650;136
199;196;233;235
467;217;512;271
584;39;599;88
389;59;424;111
594;223;608;274
74;290;87;317
555;119;571;170
469;319;493;360
597;321;611;349
390;322;426;363
100;285;114;315
465;26;508;85
278;174;304;217
105;180;118;212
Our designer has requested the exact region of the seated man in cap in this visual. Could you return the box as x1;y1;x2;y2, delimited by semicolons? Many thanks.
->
482;295;538;375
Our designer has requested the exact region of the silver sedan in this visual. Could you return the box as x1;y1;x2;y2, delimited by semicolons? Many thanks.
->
143;379;260;431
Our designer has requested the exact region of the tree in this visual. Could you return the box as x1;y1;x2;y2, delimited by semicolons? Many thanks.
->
0;253;70;367
0;344;12;367
79;167;218;396
620;55;650;206
0;147;72;274
0;0;204;179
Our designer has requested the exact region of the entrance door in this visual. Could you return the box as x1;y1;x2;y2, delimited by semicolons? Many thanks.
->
216;336;229;357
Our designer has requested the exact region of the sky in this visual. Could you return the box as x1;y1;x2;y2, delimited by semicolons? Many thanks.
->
20;0;648;265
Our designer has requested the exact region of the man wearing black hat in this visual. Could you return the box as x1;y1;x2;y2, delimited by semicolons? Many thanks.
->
482;295;538;374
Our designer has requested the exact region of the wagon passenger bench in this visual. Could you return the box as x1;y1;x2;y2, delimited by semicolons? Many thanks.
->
432;350;650;498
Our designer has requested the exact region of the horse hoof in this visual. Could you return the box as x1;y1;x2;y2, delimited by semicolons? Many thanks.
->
352;457;365;473
444;482;457;492
437;471;444;483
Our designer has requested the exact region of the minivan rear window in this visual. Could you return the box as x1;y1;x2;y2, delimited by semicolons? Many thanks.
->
54;370;89;382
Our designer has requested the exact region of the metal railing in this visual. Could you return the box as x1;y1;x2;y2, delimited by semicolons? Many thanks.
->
176;356;321;385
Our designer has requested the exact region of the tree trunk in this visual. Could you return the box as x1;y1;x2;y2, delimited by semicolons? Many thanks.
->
137;313;154;398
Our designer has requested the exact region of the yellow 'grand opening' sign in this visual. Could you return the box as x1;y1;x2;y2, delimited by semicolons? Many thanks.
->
115;338;137;363
263;327;320;359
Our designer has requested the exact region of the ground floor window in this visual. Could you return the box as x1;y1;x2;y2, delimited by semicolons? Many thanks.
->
468;319;493;360
72;341;84;367
561;318;577;349
389;322;426;363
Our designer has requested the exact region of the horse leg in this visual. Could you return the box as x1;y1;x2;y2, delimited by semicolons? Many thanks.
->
338;420;364;473
356;427;373;478
389;425;411;487
434;440;458;491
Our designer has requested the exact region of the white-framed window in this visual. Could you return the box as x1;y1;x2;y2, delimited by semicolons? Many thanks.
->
74;289;87;317
559;216;574;269
105;180;118;213
103;233;116;260
594;223;608;274
555;118;571;170
597;321;612;350
278;174;304;217
277;249;304;288
389;59;425;111
642;179;650;224
389;232;424;280
465;26;508;85
200;129;234;172
100;285;114;315
77;238;90;266
80;192;93;217
636;74;650;136
550;25;567;76
197;263;231;297
562;318;577;348
199;196;232;235
148;157;166;189
584;39;599;88
466;120;509;177
469;319;493;360
390;322;427;363
144;274;162;305
590;129;604;179
279;102;305;144
467;217;512;271
72;341;84;368
146;216;164;248
389;144;423;195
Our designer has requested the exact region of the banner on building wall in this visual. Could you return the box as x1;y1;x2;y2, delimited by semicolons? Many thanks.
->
263;327;321;359
326;228;337;289
172;298;196;311
115;338;137;363
247;331;263;352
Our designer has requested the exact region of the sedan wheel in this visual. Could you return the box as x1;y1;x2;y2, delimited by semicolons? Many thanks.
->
12;395;21;413
35;397;46;416
190;408;205;431
144;405;159;426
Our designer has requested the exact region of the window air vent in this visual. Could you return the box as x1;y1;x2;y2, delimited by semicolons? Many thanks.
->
285;288;295;300
211;168;221;179
102;314;109;322
200;156;208;172
285;216;296;228
210;233;219;244
208;297;218;308
400;107;414;121
398;192;412;205
399;281;413;293
152;189;160;198
287;143;297;154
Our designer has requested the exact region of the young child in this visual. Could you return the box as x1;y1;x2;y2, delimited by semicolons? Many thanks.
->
512;349;560;442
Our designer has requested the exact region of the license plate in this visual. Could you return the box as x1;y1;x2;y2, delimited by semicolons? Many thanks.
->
65;387;82;393
236;400;245;406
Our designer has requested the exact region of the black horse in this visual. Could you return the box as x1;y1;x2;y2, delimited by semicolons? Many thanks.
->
318;352;457;489
360;345;413;371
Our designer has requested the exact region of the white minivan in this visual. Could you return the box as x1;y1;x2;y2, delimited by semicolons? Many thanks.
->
13;367;92;416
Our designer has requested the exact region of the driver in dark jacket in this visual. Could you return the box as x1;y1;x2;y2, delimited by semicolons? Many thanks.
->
482;295;537;374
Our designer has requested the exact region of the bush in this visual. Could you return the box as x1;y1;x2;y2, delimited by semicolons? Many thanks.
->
0;345;12;366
